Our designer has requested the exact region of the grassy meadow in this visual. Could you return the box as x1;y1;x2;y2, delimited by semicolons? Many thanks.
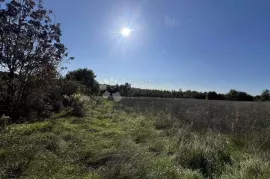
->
0;98;270;179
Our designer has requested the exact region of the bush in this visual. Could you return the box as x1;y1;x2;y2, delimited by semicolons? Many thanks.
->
23;96;53;122
63;94;91;117
72;105;86;117
92;96;104;105
49;79;88;112
49;79;83;103
59;80;83;96
0;114;10;130
53;101;63;113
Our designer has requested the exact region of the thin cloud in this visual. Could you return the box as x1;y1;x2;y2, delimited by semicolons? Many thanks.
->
164;16;177;27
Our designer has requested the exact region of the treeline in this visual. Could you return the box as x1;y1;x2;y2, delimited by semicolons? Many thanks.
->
105;84;267;102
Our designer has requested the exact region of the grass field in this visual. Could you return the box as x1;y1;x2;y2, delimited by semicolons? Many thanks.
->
0;98;270;178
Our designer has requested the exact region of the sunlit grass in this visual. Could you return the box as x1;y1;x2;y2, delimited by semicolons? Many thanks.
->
0;100;269;178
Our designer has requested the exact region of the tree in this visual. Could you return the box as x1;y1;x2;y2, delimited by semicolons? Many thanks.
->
227;89;238;101
261;89;270;101
226;89;253;101
254;95;261;101
237;92;253;101
119;83;131;96
217;94;226;100
66;68;99;94
207;91;218;100
0;0;72;120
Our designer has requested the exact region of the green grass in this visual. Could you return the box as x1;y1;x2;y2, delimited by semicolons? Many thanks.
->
0;101;269;178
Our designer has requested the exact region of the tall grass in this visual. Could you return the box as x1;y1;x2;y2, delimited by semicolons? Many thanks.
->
0;99;269;178
118;97;270;178
119;98;270;134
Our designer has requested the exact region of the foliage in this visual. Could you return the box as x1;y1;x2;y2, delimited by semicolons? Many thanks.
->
49;79;84;103
58;79;84;96
0;0;72;121
66;68;99;95
53;101;63;113
226;89;254;101
0;114;10;130
119;83;131;96
261;89;270;101
106;84;256;101
63;93;91;117
207;91;217;100
206;91;226;100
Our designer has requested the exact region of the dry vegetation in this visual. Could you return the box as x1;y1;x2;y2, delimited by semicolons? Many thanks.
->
1;98;269;178
119;98;270;134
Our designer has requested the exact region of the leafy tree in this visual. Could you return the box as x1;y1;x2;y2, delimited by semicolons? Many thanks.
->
237;91;253;101
254;95;261;101
107;84;119;94
207;91;218;100
0;0;71;120
227;89;238;101
206;91;225;100
217;94;226;100
119;83;131;96
261;89;270;101
66;68;99;95
226;89;253;101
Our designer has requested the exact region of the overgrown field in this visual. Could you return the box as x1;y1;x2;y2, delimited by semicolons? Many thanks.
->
120;98;270;134
0;99;270;178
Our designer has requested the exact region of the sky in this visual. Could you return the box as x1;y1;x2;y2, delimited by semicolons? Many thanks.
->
44;0;270;95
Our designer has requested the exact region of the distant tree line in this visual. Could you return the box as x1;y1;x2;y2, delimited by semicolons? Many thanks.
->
104;84;269;102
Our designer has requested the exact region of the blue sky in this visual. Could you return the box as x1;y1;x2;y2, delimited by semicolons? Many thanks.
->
44;0;270;95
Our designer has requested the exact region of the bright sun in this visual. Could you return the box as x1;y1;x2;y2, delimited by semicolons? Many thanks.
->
121;27;131;37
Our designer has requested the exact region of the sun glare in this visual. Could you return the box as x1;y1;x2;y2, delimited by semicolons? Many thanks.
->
121;27;131;37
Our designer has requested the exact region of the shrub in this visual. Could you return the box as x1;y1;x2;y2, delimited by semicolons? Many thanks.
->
24;96;53;122
53;101;63;113
49;79;83;105
0;114;10;130
72;105;86;117
63;95;72;107
92;96;104;105
59;80;83;96
63;94;91;117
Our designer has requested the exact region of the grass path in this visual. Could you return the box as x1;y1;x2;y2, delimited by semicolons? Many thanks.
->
0;101;269;178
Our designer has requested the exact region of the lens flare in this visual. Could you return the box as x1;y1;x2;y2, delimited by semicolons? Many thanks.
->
121;27;131;37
